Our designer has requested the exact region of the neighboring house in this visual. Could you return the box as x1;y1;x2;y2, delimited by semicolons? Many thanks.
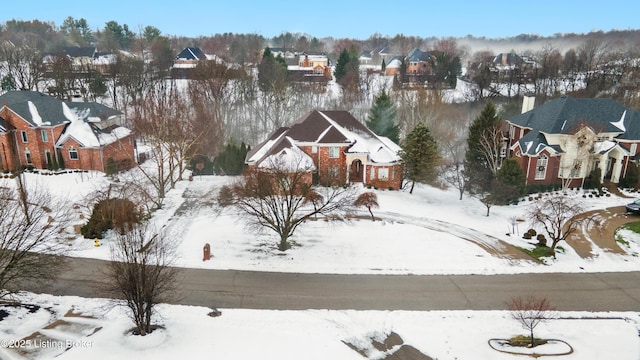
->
405;48;433;76
287;53;332;82
385;56;403;76
246;110;403;189
0;91;136;173
507;95;640;187
172;47;221;78
62;46;97;72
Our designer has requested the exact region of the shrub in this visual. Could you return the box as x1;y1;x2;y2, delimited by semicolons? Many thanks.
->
217;185;235;207
536;234;547;246
105;158;117;176
619;162;639;189
81;198;141;239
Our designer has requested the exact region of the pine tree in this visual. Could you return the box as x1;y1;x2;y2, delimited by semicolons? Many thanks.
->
464;101;504;215
367;90;400;144
258;47;288;93
399;123;441;194
334;45;360;90
497;158;526;201
465;101;501;184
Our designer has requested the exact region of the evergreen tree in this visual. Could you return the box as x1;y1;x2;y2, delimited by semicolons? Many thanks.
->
334;45;360;90
367;90;400;144
258;47;288;93
497;158;526;201
1;75;16;91
464;101;504;215
213;141;249;175
400;123;441;194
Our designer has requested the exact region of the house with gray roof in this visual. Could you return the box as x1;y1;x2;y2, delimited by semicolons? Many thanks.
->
508;95;640;187
0;91;135;173
246;110;403;189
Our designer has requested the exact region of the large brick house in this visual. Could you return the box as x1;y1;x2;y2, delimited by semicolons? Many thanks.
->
0;91;136;173
507;95;640;187
246;110;403;189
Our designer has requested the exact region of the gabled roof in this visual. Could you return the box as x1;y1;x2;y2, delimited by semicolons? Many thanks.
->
0;91;73;126
246;110;402;167
405;48;431;62
509;96;640;140
62;46;96;58
176;47;206;61
513;130;562;156
66;102;122;122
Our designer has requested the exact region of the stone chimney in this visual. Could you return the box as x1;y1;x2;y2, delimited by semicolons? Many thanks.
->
521;94;535;114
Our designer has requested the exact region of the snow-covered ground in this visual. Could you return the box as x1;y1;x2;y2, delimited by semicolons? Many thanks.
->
2;171;640;359
0;292;637;360
52;172;640;275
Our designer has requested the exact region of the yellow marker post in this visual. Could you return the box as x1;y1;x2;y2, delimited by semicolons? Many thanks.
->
94;238;100;247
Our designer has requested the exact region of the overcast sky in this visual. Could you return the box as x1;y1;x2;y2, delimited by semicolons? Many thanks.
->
3;0;639;39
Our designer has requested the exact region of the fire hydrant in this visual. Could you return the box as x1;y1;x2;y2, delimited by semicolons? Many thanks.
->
94;238;100;247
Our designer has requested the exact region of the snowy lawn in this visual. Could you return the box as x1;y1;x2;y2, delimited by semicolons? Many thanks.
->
0;292;637;360
45;173;640;275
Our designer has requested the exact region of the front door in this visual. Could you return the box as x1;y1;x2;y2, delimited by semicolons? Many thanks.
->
349;159;363;183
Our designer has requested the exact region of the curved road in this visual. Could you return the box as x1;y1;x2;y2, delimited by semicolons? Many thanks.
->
32;257;640;312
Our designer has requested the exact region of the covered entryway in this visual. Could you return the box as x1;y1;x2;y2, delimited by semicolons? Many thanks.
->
349;159;363;183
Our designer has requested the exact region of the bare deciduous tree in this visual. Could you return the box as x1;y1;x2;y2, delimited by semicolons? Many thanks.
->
0;42;46;91
224;156;356;251
0;177;69;298
354;192;379;221
527;196;592;251
106;223;180;336
507;295;556;348
477;120;506;177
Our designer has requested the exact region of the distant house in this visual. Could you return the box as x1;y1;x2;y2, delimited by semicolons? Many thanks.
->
287;53;332;82
246;110;403;189
0;91;136;173
172;47;221;78
62;46;97;72
385;56;403;76
508;95;640;187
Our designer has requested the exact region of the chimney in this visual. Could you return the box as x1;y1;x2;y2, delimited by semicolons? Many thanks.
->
521;94;535;113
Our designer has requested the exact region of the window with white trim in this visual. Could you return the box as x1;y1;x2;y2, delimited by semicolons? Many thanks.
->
21;131;28;143
570;159;582;178
535;155;547;180
41;130;48;142
25;149;32;164
378;168;389;181
328;146;339;158
69;147;79;160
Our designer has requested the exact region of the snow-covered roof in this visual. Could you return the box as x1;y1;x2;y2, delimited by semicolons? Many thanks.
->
258;138;316;172
246;110;402;168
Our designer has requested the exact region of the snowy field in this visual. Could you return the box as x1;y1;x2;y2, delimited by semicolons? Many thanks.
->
2;171;640;359
0;292;637;360
39;171;640;275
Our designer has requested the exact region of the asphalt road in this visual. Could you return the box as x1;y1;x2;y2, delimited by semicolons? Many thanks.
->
34;257;640;312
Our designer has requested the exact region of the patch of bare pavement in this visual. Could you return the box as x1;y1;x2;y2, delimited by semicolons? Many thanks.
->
567;205;637;258
343;332;434;360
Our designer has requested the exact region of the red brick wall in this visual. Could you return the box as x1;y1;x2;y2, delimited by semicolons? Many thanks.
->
0;107;66;170
59;134;136;172
366;164;403;190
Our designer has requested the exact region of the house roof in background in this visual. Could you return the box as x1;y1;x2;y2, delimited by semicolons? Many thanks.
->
176;47;206;60
509;96;640;140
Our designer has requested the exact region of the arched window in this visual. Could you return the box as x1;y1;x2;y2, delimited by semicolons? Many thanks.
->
535;155;548;180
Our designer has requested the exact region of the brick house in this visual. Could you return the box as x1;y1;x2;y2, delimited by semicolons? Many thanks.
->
507;95;640;188
0;91;136;173
246;110;403;189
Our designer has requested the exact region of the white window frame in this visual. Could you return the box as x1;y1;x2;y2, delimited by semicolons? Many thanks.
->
69;147;79;160
21;130;28;143
378;168;389;181
25;149;32;164
535;155;548;180
328;146;339;158
41;130;48;142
